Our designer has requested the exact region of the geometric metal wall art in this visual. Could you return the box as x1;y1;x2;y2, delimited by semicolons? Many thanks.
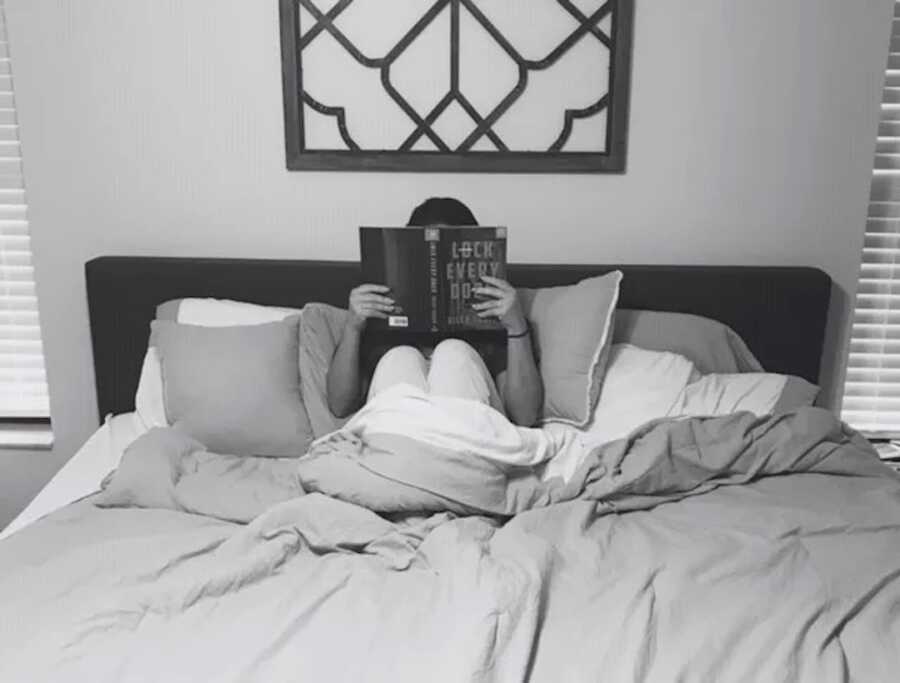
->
279;0;633;172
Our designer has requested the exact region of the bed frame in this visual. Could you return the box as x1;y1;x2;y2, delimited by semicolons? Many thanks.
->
85;257;832;422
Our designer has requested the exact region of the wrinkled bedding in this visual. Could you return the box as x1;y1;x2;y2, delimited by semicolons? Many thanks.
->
2;389;900;682
294;385;884;516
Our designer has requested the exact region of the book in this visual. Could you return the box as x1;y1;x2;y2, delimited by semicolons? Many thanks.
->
359;226;508;333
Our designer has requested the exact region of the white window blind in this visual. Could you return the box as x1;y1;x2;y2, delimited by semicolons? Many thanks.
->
0;2;49;419
843;1;900;437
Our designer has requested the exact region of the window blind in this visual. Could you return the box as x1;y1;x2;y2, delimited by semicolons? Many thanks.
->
842;1;900;437
0;2;49;419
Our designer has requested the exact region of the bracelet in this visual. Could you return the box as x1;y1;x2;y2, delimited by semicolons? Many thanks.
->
507;325;530;339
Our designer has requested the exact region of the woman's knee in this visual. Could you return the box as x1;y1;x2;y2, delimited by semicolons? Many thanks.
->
431;338;478;364
375;345;428;377
369;345;428;397
428;338;496;404
380;345;426;366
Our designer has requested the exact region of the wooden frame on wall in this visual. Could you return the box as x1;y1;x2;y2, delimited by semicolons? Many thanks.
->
279;0;634;173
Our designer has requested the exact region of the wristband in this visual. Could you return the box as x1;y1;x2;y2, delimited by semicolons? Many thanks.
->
507;325;530;339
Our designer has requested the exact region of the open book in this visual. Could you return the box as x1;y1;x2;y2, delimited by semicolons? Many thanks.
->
359;226;508;333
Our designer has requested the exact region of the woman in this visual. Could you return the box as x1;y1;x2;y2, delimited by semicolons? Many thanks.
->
326;197;543;426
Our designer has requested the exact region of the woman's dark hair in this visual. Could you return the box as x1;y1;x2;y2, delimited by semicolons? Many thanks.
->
407;197;478;227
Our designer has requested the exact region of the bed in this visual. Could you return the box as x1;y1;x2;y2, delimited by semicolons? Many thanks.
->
2;257;899;682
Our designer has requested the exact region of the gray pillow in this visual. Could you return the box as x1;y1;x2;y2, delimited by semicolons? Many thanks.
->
298;303;351;438
152;316;314;457
613;310;763;375
156;299;181;322
774;376;820;413
517;271;622;427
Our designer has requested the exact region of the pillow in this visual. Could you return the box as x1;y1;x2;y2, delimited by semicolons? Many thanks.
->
159;298;301;326
677;373;819;418
299;303;352;438
134;298;302;430
612;310;762;375
152;316;314;457
518;271;622;427
773;375;821;412
135;348;168;429
578;346;817;450
582;344;698;446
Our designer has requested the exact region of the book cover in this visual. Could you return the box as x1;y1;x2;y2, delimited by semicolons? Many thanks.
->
359;226;508;333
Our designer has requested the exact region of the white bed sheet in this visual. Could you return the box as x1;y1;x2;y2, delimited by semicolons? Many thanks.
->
0;412;147;540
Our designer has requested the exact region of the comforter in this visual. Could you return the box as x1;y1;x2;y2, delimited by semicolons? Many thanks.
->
1;388;899;682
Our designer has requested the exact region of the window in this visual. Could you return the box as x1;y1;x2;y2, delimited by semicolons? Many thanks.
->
842;1;900;438
0;1;50;425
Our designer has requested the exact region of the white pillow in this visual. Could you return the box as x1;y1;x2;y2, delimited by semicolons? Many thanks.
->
135;348;167;428
582;344;698;446
134;299;301;428
547;347;820;482
175;298;300;327
676;373;818;418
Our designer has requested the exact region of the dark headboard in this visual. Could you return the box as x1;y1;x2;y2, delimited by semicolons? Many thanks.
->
85;257;831;422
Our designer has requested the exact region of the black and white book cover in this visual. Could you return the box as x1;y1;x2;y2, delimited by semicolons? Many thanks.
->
359;226;508;333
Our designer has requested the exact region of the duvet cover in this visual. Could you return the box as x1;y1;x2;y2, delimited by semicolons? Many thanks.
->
1;387;899;682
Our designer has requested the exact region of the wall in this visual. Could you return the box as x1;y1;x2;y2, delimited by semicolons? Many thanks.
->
0;0;893;528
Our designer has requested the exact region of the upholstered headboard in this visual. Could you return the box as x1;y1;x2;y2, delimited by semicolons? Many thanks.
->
85;257;831;422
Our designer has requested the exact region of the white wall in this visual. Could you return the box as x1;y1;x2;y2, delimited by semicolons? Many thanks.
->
0;0;892;527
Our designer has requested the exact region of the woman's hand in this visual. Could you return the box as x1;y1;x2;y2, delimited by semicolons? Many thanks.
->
348;284;394;331
471;276;528;335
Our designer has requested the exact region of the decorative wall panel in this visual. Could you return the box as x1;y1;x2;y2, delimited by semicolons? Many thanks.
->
279;0;633;172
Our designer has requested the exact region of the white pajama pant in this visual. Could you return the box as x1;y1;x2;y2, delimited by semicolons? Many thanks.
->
367;339;504;412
